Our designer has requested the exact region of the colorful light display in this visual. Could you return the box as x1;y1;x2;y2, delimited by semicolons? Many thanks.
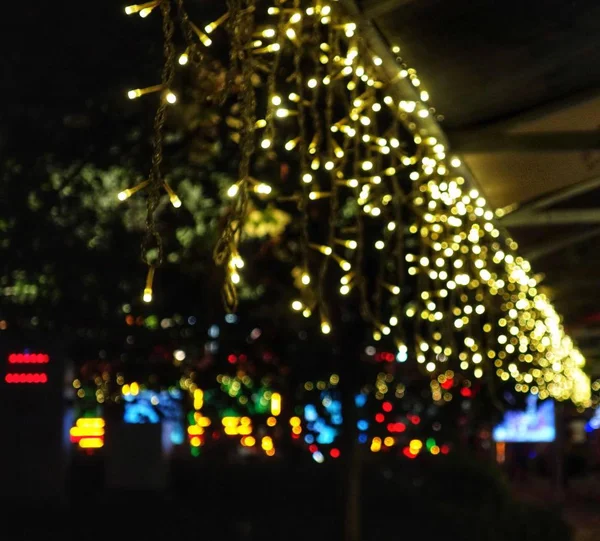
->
586;407;600;432
492;394;555;443
122;386;185;451
69;417;105;449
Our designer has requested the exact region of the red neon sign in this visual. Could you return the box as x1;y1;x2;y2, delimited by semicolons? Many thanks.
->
8;353;49;364
5;352;50;384
5;373;48;384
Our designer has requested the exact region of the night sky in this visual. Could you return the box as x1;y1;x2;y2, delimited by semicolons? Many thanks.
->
0;1;162;137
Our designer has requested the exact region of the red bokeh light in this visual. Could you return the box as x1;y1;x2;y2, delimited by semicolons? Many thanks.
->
330;448;340;458
460;387;472;398
5;373;48;384
402;447;417;459
441;378;454;390
8;353;49;364
387;422;406;433
441;444;450;455
227;354;237;364
374;352;395;363
382;401;392;412
375;413;385;423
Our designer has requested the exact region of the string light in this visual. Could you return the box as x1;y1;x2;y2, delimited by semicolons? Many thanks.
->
143;266;155;303
121;0;590;405
163;182;182;208
127;85;163;100
189;22;213;47
178;51;189;65
125;1;160;16
117;180;150;202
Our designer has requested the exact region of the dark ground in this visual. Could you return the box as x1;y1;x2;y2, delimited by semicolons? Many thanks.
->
0;454;579;541
512;475;600;541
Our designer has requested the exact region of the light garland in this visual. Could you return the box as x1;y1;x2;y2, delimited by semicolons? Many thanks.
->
117;0;590;405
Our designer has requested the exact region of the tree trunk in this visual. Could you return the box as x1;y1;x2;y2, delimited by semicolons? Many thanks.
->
553;401;566;506
338;316;363;541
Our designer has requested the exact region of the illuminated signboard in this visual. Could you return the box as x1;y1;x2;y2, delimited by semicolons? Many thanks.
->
493;394;556;443
122;386;185;451
4;352;50;384
70;418;105;449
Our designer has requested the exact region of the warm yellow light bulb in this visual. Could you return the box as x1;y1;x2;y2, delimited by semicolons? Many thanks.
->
162;182;181;208
231;256;244;269
165;92;177;104
127;84;163;100
310;244;332;256
286;28;298;42
254;183;272;195
143;266;155;303
126;1;160;16
117;179;149;202
178;53;189;65
204;13;229;34
190;22;213;47
285;139;298;151
340;272;354;285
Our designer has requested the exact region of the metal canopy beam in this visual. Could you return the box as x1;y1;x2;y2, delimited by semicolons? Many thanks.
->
363;0;417;18
499;175;600;227
447;130;600;153
502;209;600;226
525;175;600;211
524;226;600;261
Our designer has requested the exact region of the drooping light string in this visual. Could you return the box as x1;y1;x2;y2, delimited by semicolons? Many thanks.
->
118;0;590;405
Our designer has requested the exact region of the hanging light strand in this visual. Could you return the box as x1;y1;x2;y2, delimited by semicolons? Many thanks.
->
141;0;176;291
